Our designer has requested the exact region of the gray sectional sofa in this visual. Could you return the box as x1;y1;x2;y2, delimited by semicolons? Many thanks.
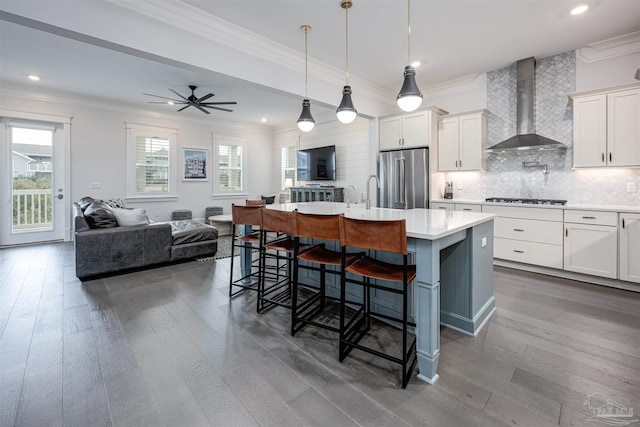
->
73;200;218;279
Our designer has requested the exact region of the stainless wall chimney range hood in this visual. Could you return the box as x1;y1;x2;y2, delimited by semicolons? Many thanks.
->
486;57;568;153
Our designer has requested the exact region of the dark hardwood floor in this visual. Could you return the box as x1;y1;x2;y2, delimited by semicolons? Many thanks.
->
1;242;639;426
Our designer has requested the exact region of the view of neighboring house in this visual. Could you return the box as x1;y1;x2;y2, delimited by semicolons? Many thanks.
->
12;143;52;178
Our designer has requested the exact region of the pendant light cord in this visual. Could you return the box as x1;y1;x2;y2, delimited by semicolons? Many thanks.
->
407;0;411;64
345;4;349;85
304;28;309;97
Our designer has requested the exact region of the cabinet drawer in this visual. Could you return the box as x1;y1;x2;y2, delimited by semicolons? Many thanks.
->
431;202;453;211
494;218;563;245
482;205;563;221
494;238;563;269
564;210;617;226
455;203;482;212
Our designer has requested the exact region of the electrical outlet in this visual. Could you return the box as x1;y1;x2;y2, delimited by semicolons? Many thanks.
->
481;237;487;248
90;182;101;189
154;210;160;218
457;182;463;190
627;182;637;193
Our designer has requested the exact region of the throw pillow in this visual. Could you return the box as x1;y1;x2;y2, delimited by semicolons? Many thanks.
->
102;198;126;209
112;208;149;226
78;196;95;211
84;202;118;228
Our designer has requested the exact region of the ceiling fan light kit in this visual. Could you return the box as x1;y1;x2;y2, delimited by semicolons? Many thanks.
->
336;0;357;124
397;0;423;112
297;24;315;132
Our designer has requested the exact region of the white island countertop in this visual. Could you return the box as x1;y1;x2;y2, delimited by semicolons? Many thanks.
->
268;202;495;240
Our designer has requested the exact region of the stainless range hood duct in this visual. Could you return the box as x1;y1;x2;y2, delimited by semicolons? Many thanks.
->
486;57;567;153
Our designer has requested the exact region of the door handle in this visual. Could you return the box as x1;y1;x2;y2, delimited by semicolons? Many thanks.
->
399;157;406;207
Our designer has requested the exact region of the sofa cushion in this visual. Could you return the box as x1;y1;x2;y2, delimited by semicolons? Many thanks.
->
84;202;118;228
112;207;149;226
102;198;126;209
168;220;218;245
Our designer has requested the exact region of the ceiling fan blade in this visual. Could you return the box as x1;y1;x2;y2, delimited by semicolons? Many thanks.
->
197;93;215;102
202;105;234;113
200;101;238;105
169;89;189;102
177;104;191;112
193;103;211;114
143;93;184;102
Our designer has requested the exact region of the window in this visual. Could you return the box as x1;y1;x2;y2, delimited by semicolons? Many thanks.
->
214;136;246;196
126;123;177;199
281;145;296;190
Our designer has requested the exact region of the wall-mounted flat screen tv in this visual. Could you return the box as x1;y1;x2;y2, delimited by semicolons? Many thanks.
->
296;145;336;181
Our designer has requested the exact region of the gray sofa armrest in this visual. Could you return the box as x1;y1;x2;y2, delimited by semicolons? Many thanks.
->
74;223;172;278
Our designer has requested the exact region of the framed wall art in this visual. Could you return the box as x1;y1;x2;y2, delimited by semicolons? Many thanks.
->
183;148;208;181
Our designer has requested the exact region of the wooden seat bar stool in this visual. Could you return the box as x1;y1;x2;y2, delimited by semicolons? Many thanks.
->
291;212;362;336
257;208;312;313
338;216;418;388
229;204;263;297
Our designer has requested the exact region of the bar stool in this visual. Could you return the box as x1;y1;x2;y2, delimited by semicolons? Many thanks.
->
291;212;362;336
229;204;263;297
246;199;266;207
338;216;418;388
257;208;312;313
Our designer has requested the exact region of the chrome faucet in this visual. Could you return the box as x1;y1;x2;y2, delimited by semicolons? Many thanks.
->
366;175;380;210
347;185;356;208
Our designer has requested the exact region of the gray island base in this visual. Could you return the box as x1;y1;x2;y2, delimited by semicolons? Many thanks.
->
246;202;496;384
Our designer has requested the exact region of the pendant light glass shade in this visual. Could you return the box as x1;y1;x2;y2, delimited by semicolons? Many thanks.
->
297;25;315;132
397;0;423;112
336;0;357;124
397;65;423;112
337;85;357;124
297;98;315;132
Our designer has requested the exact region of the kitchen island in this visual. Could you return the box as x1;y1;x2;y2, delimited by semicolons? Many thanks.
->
256;202;496;384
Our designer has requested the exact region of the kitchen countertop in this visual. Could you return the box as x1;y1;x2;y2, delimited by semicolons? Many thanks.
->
432;199;640;214
268;202;495;240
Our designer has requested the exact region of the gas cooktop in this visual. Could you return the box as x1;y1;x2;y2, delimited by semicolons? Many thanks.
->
485;197;567;206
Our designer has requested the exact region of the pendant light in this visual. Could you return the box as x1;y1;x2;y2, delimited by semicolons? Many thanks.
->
336;0;357;124
297;25;315;132
396;0;423;112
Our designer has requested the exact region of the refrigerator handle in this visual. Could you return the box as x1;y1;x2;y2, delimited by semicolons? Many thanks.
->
399;157;406;207
394;158;401;204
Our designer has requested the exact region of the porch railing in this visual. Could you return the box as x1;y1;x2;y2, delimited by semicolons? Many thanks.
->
12;189;53;231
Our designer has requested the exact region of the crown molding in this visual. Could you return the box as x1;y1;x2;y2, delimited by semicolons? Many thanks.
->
421;73;486;99
104;0;391;102
577;31;640;63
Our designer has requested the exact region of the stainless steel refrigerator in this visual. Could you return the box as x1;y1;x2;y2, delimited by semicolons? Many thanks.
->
378;148;429;209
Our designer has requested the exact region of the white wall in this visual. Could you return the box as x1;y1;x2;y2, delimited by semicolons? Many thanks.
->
1;86;275;222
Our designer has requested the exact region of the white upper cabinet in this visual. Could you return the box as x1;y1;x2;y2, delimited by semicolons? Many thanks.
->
572;86;640;168
438;110;487;171
379;108;444;151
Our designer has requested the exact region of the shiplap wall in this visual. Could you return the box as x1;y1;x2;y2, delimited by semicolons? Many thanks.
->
273;116;372;204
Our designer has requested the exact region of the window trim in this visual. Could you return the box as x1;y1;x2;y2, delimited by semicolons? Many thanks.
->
213;135;248;198
281;145;296;191
125;123;178;201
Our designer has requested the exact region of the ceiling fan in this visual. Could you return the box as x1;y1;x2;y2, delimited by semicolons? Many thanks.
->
143;85;237;114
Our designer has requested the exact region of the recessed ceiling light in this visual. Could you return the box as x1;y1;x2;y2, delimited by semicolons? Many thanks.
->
260;118;267;123
167;101;174;105
570;4;589;15
28;75;40;81
411;60;421;68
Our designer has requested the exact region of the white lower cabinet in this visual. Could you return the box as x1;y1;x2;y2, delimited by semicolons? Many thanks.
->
620;213;640;283
483;205;564;269
430;202;481;212
563;210;618;279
